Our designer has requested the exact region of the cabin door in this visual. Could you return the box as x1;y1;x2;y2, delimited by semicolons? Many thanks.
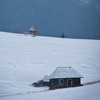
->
67;79;73;86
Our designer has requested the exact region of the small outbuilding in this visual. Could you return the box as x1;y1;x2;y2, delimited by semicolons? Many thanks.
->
27;25;39;36
32;75;49;87
49;67;83;89
43;75;49;86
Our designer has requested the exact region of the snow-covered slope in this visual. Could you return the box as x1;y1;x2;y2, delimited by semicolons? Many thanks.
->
0;31;100;100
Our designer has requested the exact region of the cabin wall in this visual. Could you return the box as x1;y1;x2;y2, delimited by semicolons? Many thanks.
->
43;82;49;86
49;78;81;89
72;78;81;86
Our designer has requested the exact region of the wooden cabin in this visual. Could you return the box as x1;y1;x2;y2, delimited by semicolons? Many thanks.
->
49;67;83;89
28;25;39;36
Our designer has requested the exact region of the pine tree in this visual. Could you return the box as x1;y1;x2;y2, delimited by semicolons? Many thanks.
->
61;33;65;38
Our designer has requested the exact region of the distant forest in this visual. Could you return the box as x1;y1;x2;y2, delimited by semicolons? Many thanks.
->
0;0;100;39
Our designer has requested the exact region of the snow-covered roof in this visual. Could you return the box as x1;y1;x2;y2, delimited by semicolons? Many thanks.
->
28;26;36;32
43;75;49;82
49;67;83;79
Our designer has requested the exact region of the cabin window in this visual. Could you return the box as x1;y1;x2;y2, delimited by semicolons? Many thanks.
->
59;79;65;84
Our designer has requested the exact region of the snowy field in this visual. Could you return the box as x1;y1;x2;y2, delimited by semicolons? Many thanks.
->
0;31;100;100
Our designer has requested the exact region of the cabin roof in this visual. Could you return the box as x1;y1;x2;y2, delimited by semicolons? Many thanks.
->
28;26;36;32
43;75;49;82
49;67;83;79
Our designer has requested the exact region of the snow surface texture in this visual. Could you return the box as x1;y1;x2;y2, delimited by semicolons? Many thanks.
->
0;31;100;100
